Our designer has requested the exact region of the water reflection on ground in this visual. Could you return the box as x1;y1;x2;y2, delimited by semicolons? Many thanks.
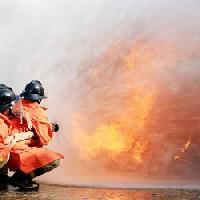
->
0;184;200;200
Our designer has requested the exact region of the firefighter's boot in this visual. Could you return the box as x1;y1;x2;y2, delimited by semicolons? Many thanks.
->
8;171;39;191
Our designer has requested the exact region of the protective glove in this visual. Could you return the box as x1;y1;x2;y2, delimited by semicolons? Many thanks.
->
52;123;59;132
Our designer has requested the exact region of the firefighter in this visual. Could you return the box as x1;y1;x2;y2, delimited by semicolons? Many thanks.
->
0;85;16;190
17;80;63;187
0;83;63;191
0;85;42;191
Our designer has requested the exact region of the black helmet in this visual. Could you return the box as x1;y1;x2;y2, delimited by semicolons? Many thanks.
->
20;80;46;103
0;87;16;113
0;84;11;90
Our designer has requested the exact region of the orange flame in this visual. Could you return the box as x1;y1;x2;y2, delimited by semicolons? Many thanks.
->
72;88;155;165
174;140;191;160
74;124;131;159
71;38;195;172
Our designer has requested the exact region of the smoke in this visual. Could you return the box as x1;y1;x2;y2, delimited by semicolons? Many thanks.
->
0;0;200;186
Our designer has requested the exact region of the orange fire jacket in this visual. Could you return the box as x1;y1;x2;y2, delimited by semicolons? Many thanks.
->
21;99;54;146
0;116;14;163
0;100;63;174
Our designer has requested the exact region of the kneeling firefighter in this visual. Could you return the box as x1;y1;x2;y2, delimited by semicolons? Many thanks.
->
15;80;64;188
0;83;63;191
0;84;16;190
0;85;38;190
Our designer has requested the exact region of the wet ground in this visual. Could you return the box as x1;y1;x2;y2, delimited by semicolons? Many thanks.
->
1;185;200;200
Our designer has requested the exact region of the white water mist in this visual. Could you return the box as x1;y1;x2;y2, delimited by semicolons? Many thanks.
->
0;0;200;187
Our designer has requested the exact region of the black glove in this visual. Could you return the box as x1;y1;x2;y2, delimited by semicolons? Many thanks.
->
52;123;59;132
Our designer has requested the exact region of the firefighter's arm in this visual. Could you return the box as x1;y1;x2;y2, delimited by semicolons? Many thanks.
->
40;104;59;133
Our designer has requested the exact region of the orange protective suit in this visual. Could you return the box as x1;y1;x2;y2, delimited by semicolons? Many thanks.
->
0;100;63;174
0;116;11;167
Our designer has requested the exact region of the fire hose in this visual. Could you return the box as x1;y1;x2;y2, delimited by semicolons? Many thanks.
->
4;131;34;146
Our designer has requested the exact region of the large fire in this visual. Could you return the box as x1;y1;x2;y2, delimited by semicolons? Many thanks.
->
70;38;196;176
74;124;130;159
72;86;155;169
